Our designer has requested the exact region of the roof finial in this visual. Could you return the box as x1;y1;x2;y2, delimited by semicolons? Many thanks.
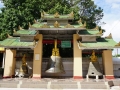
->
105;33;112;39
29;22;32;28
69;11;74;18
54;21;60;28
96;29;102;35
54;12;60;18
33;19;37;23
13;29;17;33
18;25;23;30
7;33;12;38
115;42;120;46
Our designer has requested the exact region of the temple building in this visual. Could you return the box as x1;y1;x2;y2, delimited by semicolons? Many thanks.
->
0;11;120;79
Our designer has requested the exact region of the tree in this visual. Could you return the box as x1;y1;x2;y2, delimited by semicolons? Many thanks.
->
0;0;103;40
0;0;42;40
68;0;104;28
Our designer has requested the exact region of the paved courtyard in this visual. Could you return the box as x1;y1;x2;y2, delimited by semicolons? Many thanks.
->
0;78;120;89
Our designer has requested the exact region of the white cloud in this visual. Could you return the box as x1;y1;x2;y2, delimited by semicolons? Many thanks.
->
102;20;120;42
111;3;120;9
105;0;120;3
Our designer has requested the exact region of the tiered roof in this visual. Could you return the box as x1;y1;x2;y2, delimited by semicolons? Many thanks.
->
0;11;120;50
0;29;38;48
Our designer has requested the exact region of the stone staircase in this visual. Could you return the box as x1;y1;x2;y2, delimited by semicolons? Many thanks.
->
0;78;114;89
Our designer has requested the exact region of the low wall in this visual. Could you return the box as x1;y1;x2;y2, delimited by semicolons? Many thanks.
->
15;57;120;77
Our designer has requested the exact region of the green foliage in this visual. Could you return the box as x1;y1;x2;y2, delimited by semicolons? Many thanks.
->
70;0;104;28
0;0;104;40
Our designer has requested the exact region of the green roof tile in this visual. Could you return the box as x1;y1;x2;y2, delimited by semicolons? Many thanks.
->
78;38;118;49
78;30;99;35
14;30;37;36
31;23;85;29
0;37;35;48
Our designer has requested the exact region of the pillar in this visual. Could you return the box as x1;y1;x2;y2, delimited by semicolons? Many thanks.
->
73;34;83;79
102;50;114;79
3;49;16;78
33;34;43;79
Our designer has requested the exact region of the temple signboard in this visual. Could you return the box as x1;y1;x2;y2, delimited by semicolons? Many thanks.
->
61;41;71;48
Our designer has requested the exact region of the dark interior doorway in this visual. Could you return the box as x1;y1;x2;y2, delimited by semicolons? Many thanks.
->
0;53;3;67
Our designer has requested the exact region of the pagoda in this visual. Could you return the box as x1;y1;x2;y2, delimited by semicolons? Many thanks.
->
0;11;120;79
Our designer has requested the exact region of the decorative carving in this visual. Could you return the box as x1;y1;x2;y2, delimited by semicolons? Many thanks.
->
93;26;99;30
54;12;60;18
19;54;28;76
78;18;82;25
115;42;120;46
33;19;37;23
96;29;102;35
18;25;23;30
28;22;32;28
64;24;74;28
83;21;86;27
40;24;50;28
54;21;60;28
69;11;74;18
41;12;44;18
33;40;36;46
90;50;97;62
43;11;47;15
13;29;17;33
52;39;60;56
7;33;12;38
105;33;112;39
79;41;86;47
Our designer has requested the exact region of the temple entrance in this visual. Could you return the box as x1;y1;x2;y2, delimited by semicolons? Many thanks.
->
42;39;73;78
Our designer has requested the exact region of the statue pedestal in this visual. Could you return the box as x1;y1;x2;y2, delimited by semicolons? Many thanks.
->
87;61;103;79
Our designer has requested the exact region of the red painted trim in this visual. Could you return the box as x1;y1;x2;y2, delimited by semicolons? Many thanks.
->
73;76;83;79
32;77;41;79
42;40;73;44
3;76;12;78
105;76;114;79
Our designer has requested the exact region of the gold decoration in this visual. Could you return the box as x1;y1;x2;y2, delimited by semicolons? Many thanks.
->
64;24;74;28
28;22;32;28
96;29;102;35
18;25;23;30
41;12;44;18
40;24;50;28
78;18;82;25
93;26;99;30
7;33;12;38
69;11;74;18
43;11;47;15
52;39;60;56
54;21;60;28
33;40;36;46
33;19;37;23
105;33;112;39
13;29;17;33
19;54;27;74
79;41;86;47
54;12;60;18
90;50;97;62
22;54;27;66
83;21;86;27
115;42;120;46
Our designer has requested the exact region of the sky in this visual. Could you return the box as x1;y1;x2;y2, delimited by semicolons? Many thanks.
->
0;1;120;55
94;0;120;55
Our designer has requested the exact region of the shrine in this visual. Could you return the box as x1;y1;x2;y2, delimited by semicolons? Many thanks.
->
0;11;120;79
